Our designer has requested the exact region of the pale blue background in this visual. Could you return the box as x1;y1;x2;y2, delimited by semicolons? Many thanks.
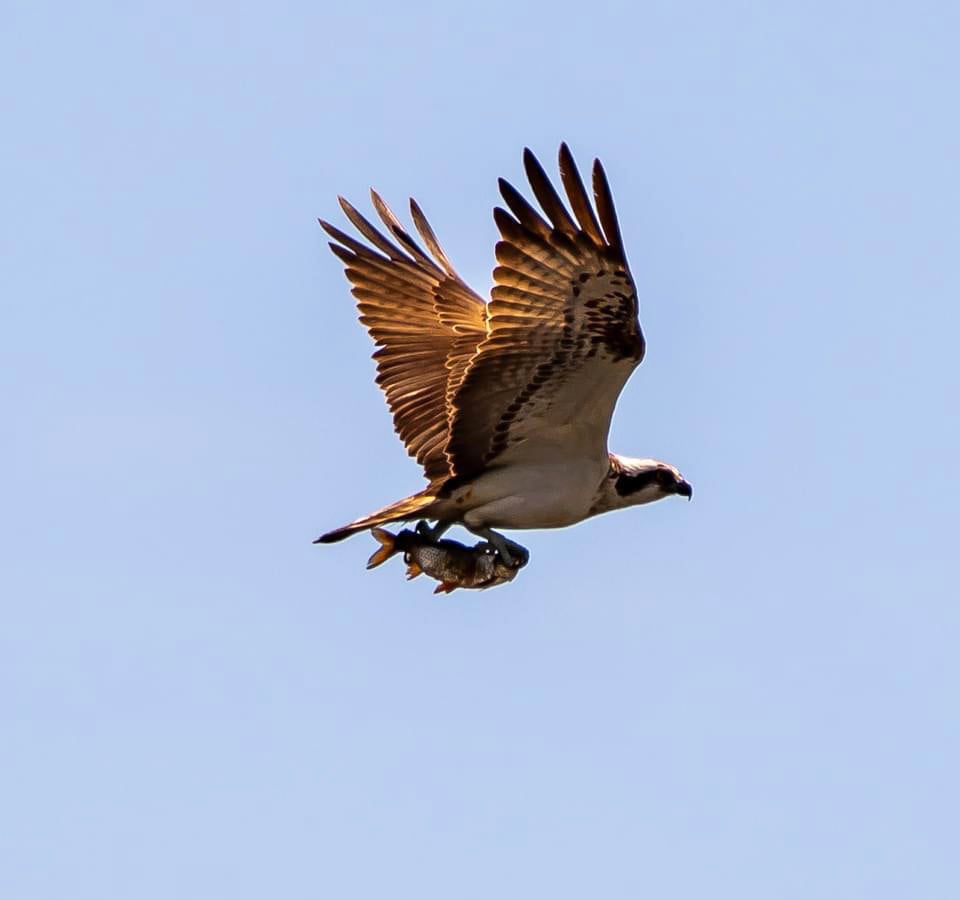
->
3;2;958;897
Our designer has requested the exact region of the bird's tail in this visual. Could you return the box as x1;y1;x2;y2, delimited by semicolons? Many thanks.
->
314;491;436;546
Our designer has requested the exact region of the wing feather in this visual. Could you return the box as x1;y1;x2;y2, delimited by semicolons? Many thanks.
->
410;199;459;275
522;147;579;237
446;146;644;480
497;177;554;240
558;143;605;247
493;207;581;268
369;191;439;271
322;196;486;481
591;158;625;255
337;196;408;261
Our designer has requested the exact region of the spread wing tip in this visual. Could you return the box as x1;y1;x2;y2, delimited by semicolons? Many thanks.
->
591;157;625;255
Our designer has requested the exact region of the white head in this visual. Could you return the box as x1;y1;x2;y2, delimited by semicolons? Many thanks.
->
592;454;693;515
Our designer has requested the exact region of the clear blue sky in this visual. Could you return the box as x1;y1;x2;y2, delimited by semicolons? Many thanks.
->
3;2;958;897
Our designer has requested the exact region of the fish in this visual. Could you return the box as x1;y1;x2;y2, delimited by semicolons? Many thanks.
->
366;525;528;593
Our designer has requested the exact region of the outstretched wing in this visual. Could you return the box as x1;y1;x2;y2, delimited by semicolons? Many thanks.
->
320;194;487;482
446;144;645;480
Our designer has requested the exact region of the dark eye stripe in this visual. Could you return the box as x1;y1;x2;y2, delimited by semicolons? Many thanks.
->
615;470;660;497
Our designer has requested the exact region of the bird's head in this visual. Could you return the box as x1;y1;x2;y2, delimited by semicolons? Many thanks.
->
602;455;693;510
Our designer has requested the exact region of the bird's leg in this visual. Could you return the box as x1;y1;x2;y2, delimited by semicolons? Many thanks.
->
415;520;451;542
468;527;530;568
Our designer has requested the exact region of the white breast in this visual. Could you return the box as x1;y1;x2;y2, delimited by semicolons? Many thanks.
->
449;453;609;530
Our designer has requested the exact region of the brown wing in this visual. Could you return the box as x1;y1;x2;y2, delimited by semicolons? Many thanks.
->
446;144;645;480
320;193;487;482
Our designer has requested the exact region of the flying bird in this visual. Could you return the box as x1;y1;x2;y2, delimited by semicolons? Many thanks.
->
316;144;691;564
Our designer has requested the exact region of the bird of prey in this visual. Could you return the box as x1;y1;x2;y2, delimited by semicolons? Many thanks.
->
316;144;691;564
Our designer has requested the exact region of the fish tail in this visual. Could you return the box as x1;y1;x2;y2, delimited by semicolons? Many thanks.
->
366;528;397;569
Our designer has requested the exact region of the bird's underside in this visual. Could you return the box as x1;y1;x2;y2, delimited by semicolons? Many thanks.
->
315;144;689;567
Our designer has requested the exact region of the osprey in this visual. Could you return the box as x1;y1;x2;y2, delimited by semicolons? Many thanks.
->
316;144;691;564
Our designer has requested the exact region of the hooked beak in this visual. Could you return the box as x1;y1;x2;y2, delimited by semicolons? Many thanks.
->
676;479;693;501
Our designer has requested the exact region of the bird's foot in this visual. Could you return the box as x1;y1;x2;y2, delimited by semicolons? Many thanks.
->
414;520;451;542
470;528;530;569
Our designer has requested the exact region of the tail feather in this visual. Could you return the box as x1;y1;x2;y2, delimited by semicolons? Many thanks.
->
314;492;436;545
